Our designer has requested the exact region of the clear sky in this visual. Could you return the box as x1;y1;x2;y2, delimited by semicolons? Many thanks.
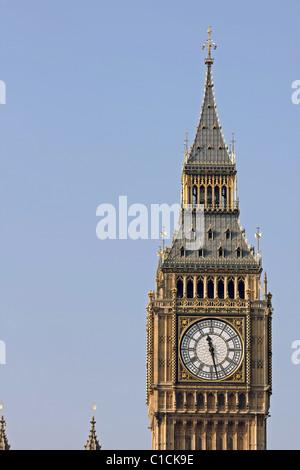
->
0;0;299;450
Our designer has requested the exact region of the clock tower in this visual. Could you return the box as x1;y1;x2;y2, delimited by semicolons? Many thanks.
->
146;28;273;451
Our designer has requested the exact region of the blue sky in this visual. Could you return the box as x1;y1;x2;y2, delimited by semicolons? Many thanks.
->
0;0;299;449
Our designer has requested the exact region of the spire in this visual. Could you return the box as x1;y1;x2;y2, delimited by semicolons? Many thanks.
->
188;26;233;166
0;406;10;451
84;405;101;451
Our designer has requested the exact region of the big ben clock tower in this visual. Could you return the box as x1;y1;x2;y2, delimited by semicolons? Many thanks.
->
146;28;273;451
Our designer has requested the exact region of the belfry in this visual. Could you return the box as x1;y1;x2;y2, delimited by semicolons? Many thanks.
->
146;27;273;451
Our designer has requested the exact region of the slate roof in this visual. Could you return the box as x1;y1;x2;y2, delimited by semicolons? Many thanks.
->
162;213;260;271
187;62;233;167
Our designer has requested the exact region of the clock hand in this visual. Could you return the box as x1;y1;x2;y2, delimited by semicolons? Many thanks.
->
206;335;219;380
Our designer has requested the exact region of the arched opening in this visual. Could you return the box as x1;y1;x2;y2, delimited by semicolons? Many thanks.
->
239;394;246;410
200;186;205;205
238;280;245;299
207;279;214;299
228;393;236;410
222;186;227;209
177;279;183;298
207;186;213;205
180;246;185;257
187;393;194;409
176;393;184;409
218;279;225;299
187;279;193;299
197;279;204;299
192;185;198;206
214;186;220;206
207;393;215;410
197;393;204;408
228;279;235;299
218;393;225;408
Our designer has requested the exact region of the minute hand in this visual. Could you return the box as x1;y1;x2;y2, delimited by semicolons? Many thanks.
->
206;335;219;380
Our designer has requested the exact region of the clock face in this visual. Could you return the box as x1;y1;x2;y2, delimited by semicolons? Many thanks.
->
180;318;243;381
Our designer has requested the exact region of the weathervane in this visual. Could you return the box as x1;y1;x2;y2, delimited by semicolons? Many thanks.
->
202;26;217;62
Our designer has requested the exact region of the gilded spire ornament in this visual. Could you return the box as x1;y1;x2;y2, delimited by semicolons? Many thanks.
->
202;25;217;64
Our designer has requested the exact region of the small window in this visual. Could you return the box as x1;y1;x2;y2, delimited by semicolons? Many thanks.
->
218;279;225;299
197;279;204;299
197;393;204;406
180;246;185;257
192;185;198;206
177;279;183;298
228;279;235;299
239;394;246;409
208;229;213;240
238;280;245;299
222;186;227;208
218;246;224;258
176;393;183;407
198;248;204;258
218;393;225;406
200;186;205;205
187;279;193;299
214;186;220;206
225;229;231;240
207;186;212;205
207;279;214;299
236;247;242;258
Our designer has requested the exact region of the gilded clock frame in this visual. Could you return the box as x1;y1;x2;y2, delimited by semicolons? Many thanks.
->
176;314;247;385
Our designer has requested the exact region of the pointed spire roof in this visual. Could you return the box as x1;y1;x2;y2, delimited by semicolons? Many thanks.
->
188;27;233;166
0;412;10;451
84;413;101;451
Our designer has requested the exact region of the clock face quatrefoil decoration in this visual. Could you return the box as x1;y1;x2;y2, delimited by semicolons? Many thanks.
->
180;318;244;381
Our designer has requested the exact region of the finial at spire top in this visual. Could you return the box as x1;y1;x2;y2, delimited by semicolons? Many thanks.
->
202;25;217;64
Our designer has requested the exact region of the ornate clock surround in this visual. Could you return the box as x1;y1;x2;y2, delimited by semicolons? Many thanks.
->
175;313;249;386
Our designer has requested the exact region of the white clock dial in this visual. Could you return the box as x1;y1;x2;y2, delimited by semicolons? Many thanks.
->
180;318;243;381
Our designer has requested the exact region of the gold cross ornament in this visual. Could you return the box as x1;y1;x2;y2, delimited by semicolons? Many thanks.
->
202;26;217;59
